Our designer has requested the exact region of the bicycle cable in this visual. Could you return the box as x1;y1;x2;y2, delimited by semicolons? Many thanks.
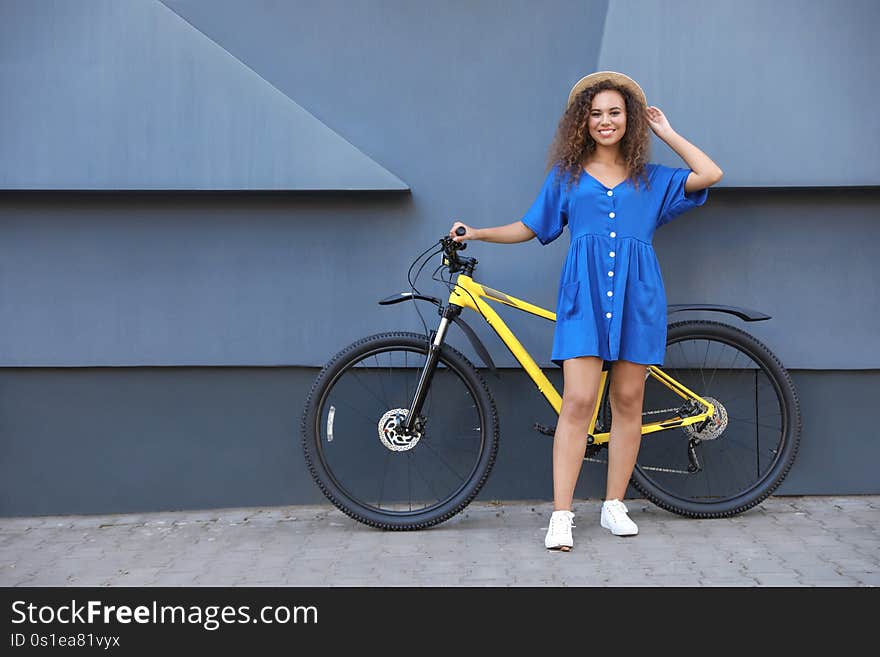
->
406;243;444;338
430;262;446;285
431;253;485;318
406;233;486;341
407;242;440;291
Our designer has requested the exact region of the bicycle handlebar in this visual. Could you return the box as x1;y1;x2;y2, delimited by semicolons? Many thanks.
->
438;224;476;275
440;226;467;253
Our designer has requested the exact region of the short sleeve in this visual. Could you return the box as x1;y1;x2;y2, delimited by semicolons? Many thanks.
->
520;166;568;245
656;165;709;228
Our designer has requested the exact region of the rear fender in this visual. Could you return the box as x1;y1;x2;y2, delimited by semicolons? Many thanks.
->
667;304;771;322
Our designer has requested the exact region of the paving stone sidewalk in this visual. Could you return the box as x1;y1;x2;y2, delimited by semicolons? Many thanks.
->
1;496;877;587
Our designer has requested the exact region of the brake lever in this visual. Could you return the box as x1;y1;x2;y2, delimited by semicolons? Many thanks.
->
440;235;466;254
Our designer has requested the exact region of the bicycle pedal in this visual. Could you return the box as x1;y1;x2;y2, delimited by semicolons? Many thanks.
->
533;422;556;437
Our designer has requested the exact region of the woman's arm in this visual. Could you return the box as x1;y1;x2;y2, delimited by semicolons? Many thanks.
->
646;106;723;192
449;220;535;244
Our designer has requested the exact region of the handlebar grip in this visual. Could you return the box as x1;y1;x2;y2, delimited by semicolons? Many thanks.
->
455;226;466;236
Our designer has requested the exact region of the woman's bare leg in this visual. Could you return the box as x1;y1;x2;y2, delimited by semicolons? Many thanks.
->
553;356;604;510
605;360;648;501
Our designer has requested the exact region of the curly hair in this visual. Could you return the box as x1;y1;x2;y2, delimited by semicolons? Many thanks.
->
546;79;652;193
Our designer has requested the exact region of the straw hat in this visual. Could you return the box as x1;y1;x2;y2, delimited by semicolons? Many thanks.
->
567;71;647;109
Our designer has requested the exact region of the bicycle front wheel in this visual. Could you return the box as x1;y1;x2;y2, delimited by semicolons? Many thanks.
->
630;320;801;518
301;331;499;530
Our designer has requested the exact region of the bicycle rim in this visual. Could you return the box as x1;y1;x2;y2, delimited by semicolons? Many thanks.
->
633;322;797;516
313;343;488;521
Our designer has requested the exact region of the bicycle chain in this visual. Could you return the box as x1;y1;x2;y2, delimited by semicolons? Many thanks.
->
585;406;699;474
642;407;683;416
583;456;691;474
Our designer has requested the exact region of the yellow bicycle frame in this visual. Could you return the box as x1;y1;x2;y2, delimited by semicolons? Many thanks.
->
445;273;716;445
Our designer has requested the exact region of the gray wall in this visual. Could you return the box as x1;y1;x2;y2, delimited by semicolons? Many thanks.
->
0;367;875;517
0;188;877;369
1;0;878;368
0;0;407;190
599;0;880;187
0;1;877;516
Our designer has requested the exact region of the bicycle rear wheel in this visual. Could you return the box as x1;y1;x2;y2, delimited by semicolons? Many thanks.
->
629;320;801;518
301;331;499;530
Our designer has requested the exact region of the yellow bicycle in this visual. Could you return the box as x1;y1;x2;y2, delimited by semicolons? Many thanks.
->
301;228;801;529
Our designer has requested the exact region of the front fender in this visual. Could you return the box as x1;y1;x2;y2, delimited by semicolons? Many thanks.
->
378;291;499;379
379;292;442;307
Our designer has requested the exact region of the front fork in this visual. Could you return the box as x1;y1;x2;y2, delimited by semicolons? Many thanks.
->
401;304;462;434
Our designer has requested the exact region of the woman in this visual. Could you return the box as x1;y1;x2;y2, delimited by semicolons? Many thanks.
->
448;71;723;551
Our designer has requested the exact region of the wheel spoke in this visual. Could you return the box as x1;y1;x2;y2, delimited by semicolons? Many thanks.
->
348;367;392;411
634;323;798;517
419;439;467;483
304;339;495;528
408;452;444;506
326;395;379;426
727;416;783;431
377;449;391;510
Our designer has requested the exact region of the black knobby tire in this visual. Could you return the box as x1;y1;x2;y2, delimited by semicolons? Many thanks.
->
301;331;500;530
629;320;801;518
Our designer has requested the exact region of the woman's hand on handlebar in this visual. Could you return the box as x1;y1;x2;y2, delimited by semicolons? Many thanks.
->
449;221;478;243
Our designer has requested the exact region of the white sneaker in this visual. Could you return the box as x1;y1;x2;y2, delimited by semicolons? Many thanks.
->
544;510;575;551
600;499;638;536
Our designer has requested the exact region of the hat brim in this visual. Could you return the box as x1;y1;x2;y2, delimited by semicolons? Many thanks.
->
567;71;647;109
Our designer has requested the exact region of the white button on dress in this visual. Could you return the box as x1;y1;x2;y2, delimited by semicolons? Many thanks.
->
610;251;615;257
605;312;612;319
518;162;710;368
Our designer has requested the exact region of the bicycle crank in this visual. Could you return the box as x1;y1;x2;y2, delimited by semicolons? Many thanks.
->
378;408;423;452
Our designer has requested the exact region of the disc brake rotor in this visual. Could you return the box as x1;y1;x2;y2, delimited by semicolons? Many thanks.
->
378;408;422;452
682;396;728;441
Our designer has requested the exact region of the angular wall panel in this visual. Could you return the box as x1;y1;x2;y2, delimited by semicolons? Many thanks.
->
0;0;408;190
599;0;880;187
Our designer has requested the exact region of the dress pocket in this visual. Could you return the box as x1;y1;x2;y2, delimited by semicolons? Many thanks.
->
632;254;664;322
560;280;583;320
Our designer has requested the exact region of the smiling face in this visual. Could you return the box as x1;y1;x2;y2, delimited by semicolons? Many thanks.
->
588;89;627;145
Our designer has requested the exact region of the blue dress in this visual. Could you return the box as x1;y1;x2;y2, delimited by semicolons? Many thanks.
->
520;163;709;367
